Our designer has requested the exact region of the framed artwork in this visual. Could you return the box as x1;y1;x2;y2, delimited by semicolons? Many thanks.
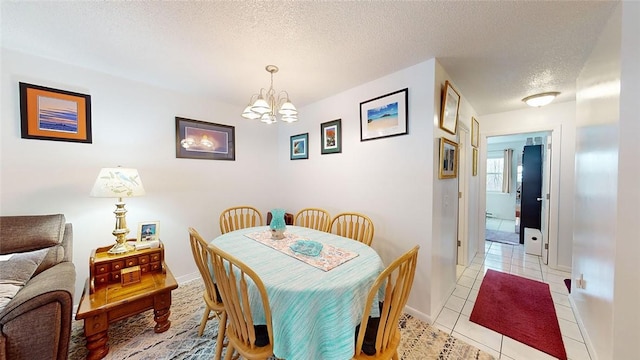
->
471;117;479;148
19;82;92;143
175;117;235;160
439;137;458;179
290;133;308;160
439;81;460;135
360;88;408;141
138;221;159;242
472;148;478;176
321;119;341;154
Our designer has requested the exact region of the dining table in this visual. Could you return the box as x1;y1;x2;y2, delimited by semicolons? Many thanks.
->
210;225;385;360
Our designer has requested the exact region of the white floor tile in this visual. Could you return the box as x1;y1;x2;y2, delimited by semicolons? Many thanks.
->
453;284;472;299
444;294;466;313
457;275;475;288
452;331;502;359
501;336;557;360
461;300;475;316
563;335;591;360
434;306;460;330
554;303;577;323
558;318;583;342
453;315;503;352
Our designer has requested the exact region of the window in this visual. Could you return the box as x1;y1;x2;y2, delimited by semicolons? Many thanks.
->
486;156;504;192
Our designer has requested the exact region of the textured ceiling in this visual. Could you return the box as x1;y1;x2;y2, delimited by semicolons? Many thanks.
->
1;1;617;116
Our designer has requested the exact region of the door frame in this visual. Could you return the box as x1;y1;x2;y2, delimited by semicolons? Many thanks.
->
457;125;470;266
478;124;562;269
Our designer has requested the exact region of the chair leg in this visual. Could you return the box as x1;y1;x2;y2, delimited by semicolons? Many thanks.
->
223;343;235;360
392;350;399;360
198;306;212;336
214;311;227;360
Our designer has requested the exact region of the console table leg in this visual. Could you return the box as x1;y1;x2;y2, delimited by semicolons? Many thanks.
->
154;292;172;333
85;330;109;360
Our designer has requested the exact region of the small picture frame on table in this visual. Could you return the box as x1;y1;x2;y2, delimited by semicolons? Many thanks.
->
321;119;342;154
290;133;309;160
138;221;160;242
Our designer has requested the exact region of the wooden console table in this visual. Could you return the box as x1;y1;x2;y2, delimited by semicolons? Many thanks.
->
75;241;178;360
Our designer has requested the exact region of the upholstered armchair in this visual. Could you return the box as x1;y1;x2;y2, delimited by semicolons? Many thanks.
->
0;214;76;360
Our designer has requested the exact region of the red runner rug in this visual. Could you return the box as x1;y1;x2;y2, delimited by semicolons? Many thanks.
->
470;269;567;360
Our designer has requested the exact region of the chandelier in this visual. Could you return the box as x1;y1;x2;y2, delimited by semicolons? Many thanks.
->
241;65;298;124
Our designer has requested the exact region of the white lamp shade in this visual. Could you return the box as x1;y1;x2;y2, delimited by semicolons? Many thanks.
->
281;115;298;123
278;101;298;116
260;113;277;124
90;168;146;198
241;106;261;120
251;98;271;114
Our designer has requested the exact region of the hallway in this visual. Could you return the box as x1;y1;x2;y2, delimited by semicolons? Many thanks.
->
435;241;590;359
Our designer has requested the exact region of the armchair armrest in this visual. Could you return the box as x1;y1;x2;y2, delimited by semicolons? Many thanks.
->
0;262;75;360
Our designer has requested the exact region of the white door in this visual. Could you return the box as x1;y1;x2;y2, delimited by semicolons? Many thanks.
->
540;136;552;264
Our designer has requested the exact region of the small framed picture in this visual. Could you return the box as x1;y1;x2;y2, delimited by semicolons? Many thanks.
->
439;137;458;179
471;117;479;148
19;82;92;143
440;81;460;135
290;133;309;160
138;221;160;242
472;148;478;176
321;119;341;154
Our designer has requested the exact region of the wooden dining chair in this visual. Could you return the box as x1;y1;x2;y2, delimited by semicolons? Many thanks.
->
188;227;228;360
208;244;274;360
294;207;331;232
219;206;264;234
330;212;375;246
353;245;419;360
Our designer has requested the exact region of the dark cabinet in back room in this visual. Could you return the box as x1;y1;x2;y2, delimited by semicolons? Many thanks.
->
519;144;543;244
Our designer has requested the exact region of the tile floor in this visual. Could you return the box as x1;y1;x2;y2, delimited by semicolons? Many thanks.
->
434;219;591;360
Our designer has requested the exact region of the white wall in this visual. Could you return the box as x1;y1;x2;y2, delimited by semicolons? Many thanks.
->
479;101;576;269
486;140;525;221
1;51;470;322
1;49;278;301
574;2;640;359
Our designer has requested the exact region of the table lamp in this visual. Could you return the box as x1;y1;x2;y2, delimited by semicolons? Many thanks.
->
90;167;146;254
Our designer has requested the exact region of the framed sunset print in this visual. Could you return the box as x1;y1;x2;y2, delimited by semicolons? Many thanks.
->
19;82;92;143
175;117;235;160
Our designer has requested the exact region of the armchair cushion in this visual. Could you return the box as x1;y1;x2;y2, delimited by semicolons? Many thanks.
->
0;248;48;312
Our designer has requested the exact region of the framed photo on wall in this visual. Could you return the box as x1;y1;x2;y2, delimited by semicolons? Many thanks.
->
472;148;478;176
360;88;408;141
439;137;458;179
290;133;308;160
19;82;92;143
320;119;341;154
439;81;460;135
138;221;160;242
175;117;235;160
471;117;479;148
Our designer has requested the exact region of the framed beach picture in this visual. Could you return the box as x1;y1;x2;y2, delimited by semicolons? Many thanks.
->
138;221;159;242
175;117;235;160
439;81;460;135
472;117;479;148
360;88;408;141
290;133;308;160
439;137;458;179
19;82;92;143
321;119;341;154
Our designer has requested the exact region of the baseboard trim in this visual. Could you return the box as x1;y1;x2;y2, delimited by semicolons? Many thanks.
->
176;271;200;285
568;295;598;360
404;305;432;324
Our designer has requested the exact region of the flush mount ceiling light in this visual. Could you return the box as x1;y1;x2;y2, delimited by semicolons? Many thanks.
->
241;65;298;124
522;92;560;107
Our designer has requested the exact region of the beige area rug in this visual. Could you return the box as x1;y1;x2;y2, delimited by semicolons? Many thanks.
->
69;279;494;360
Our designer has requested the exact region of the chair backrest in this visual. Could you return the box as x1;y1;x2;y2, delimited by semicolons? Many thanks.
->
330;212;375;246
188;227;223;309
354;245;419;358
208;244;274;358
219;206;264;234
294;208;331;232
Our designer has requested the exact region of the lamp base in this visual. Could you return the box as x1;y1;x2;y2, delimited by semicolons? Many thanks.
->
108;240;135;255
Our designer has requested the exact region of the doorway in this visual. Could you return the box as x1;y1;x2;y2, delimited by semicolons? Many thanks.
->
484;131;553;263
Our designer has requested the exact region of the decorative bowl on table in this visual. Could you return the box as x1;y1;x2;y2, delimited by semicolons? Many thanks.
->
289;239;323;257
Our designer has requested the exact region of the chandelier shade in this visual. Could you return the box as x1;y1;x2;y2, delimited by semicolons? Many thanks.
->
241;65;298;124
